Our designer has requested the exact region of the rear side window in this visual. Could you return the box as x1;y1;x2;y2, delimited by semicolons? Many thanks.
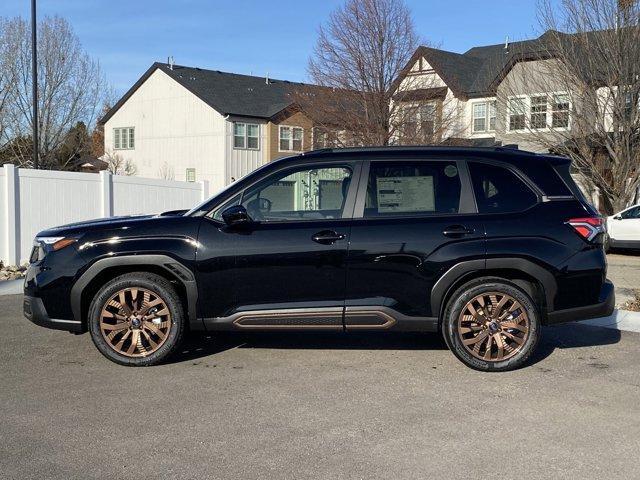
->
468;162;537;214
364;161;461;217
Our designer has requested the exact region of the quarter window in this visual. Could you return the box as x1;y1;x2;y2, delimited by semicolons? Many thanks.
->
468;162;538;213
279;126;304;151
364;161;461;217
241;166;352;222
233;122;260;150
113;127;135;149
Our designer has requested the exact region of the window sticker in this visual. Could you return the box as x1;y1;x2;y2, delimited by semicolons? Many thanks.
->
377;176;434;213
444;165;458;178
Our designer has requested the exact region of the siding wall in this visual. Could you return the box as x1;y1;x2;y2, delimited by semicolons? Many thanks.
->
267;111;314;161
104;69;227;192
224;116;269;184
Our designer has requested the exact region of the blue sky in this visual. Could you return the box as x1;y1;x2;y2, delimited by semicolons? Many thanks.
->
4;0;548;96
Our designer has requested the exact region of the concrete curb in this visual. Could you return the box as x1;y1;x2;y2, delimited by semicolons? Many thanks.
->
579;309;640;334
0;279;23;296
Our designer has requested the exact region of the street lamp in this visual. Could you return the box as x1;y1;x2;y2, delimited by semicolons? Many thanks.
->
31;0;38;169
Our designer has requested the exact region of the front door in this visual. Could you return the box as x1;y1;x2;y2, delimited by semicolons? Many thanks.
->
344;159;485;329
610;205;640;241
199;161;360;328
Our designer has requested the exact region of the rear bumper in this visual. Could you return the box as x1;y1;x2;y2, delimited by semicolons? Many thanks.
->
546;280;615;325
23;295;84;333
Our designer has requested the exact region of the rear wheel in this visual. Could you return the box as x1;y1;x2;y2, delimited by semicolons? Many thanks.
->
88;273;185;366
442;278;540;371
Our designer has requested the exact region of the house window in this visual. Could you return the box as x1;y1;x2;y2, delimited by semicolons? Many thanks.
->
279;126;304;152
233;122;260;150
113;127;135;149
186;168;196;182
530;95;548;129
552;94;570;128
419;103;437;140
472;101;496;133
489;101;497;131
508;98;527;131
472;103;487;132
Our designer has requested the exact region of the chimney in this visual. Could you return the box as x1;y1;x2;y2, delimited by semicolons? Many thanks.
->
504;35;510;53
168;56;174;70
265;71;270;85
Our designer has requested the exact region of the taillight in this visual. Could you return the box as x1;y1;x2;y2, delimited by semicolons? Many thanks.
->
567;217;605;241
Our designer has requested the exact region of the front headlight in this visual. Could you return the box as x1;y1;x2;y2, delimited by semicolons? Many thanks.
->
36;237;77;251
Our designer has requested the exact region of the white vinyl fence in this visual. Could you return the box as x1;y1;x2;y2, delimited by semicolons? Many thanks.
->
0;164;209;265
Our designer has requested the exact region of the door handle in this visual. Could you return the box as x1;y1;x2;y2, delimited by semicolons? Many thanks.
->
442;225;475;237
312;230;346;244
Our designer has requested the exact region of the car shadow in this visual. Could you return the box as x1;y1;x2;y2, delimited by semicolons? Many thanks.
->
168;322;621;368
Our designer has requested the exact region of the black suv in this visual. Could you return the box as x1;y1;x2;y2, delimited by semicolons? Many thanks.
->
24;147;614;371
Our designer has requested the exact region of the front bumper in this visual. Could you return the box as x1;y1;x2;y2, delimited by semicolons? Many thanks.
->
23;295;84;333
546;280;615;325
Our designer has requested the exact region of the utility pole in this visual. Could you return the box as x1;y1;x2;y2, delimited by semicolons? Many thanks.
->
31;0;39;169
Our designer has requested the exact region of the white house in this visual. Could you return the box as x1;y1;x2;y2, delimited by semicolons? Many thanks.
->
101;63;317;193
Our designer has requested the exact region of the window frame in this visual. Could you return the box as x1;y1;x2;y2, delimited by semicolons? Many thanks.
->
506;93;572;133
278;125;304;152
113;127;135;150
233;121;260;150
352;158;476;220
471;100;496;133
228;160;361;223
466;159;542;215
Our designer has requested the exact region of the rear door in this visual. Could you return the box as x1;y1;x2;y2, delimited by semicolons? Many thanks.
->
344;158;485;328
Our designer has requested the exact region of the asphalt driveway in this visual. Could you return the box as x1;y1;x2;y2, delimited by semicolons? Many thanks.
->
1;293;640;480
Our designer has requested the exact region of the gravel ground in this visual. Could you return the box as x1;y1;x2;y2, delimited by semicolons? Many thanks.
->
607;252;640;306
1;294;640;480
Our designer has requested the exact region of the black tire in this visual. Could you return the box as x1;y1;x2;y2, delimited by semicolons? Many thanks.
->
442;277;541;372
88;272;185;366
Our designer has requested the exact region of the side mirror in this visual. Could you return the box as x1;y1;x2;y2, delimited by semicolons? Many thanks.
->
221;204;251;226
613;215;622;220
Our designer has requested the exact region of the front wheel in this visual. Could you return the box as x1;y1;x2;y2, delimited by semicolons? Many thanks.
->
442;278;540;372
88;272;185;366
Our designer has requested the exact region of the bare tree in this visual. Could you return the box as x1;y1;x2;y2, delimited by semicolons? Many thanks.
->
298;0;444;147
496;0;640;213
158;161;175;180
0;19;18;150
104;150;137;176
0;15;107;169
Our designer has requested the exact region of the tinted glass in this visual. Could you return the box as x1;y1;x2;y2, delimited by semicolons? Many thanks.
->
364;161;461;217
241;166;352;222
621;206;640;219
469;162;537;213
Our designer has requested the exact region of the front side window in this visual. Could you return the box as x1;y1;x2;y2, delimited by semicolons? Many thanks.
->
364;161;461;217
113;127;134;149
468;162;537;213
233;122;259;150
279;126;304;152
241;165;352;222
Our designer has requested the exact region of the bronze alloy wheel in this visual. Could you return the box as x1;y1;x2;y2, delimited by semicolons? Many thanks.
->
99;287;172;357
457;292;530;362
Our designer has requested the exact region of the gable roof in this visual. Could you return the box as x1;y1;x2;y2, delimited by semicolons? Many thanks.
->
100;62;315;124
404;30;568;99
